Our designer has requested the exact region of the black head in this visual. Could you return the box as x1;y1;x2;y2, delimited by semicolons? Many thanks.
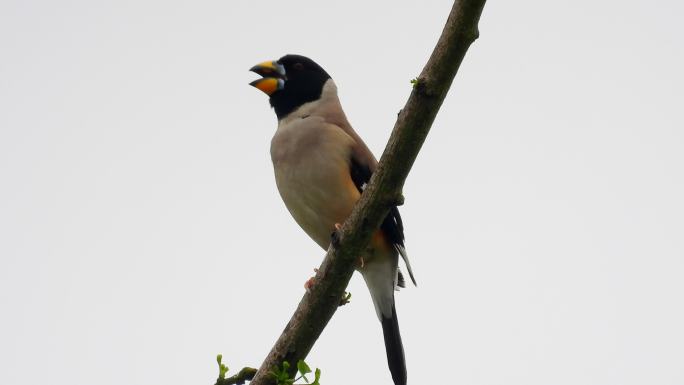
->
250;54;332;119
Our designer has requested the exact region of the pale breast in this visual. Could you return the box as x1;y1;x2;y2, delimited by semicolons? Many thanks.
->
271;116;361;249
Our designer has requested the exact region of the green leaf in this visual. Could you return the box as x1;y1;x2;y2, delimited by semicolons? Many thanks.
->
216;354;229;380
298;359;312;375
311;368;321;385
410;77;422;89
272;361;294;385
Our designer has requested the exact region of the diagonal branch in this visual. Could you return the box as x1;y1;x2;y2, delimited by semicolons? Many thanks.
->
246;1;486;384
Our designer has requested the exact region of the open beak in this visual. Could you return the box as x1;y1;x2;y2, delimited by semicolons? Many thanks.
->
249;60;286;96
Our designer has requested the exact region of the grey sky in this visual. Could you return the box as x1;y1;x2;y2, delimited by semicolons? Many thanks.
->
1;1;683;384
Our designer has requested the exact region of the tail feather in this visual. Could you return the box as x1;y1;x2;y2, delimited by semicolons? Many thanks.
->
381;304;407;385
361;258;408;385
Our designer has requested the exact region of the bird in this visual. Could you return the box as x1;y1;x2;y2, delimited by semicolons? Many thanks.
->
249;54;416;385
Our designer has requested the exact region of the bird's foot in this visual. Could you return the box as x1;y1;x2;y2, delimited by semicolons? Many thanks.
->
304;268;319;292
358;256;365;269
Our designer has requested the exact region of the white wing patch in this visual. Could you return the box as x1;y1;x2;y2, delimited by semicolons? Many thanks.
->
395;244;417;286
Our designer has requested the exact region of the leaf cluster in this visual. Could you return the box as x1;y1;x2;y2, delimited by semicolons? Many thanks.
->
270;360;321;385
215;355;320;385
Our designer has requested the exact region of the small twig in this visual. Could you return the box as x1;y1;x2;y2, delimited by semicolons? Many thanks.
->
338;292;352;307
215;367;257;385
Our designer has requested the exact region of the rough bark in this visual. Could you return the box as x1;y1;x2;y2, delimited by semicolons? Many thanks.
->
243;1;487;384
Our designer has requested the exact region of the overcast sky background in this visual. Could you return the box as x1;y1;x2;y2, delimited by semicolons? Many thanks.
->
1;1;683;385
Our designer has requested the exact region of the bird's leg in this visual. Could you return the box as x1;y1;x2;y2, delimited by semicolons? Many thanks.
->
330;223;342;247
332;222;364;268
304;268;319;292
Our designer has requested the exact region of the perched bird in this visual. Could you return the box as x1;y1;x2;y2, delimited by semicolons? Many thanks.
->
250;54;416;385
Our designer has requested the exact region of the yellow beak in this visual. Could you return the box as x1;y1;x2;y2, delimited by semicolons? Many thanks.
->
249;60;286;96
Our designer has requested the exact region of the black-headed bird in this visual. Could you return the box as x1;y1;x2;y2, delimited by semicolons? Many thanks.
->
250;54;416;385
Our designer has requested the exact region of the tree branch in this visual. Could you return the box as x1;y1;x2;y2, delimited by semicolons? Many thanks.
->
247;1;486;384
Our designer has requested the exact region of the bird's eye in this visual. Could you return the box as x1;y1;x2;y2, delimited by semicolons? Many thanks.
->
293;63;304;70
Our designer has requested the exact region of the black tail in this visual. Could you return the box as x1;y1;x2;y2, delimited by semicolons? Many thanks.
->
381;304;407;385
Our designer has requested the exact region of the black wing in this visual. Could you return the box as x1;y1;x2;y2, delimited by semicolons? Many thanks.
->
350;153;416;287
349;156;405;248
